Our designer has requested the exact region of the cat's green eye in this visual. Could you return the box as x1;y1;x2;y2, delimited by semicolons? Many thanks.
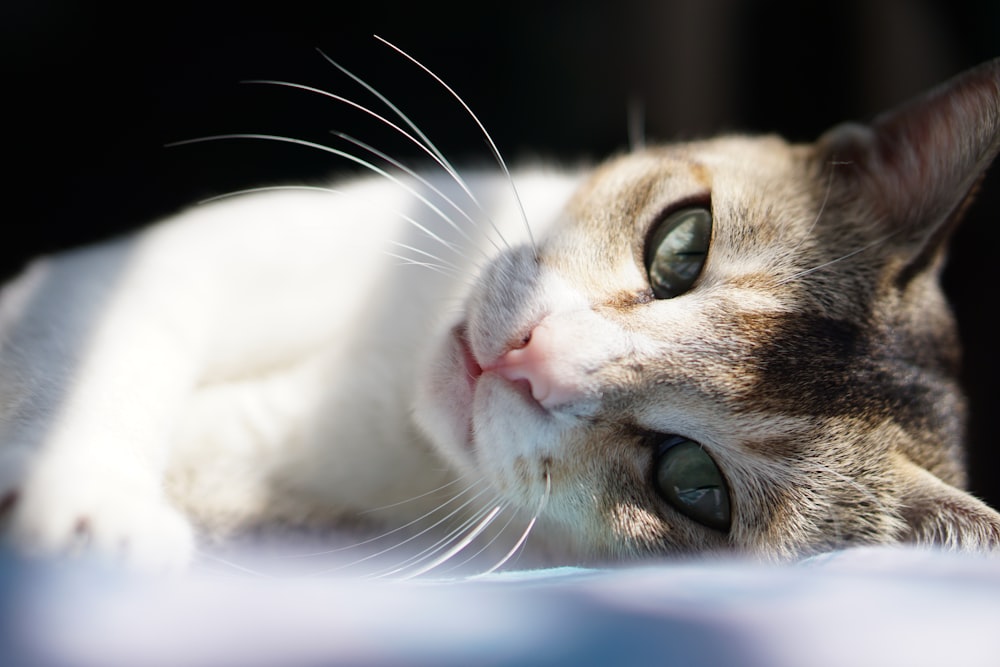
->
644;207;712;299
654;437;730;532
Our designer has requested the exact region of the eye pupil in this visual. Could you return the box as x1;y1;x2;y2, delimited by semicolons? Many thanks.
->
644;207;712;299
654;438;731;532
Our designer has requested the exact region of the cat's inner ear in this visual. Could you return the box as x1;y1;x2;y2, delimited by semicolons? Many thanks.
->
815;58;999;260
895;455;1000;550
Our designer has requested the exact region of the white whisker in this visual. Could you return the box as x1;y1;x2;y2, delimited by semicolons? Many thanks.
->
278;480;485;561
776;230;901;286
390;216;466;257
366;500;503;579
439;504;521;575
307;483;498;574
799;162;837;243
189;183;468;259
332;131;505;253
393;504;505;581
389;242;460;271
471;468;551;578
386;253;457;276
374;35;536;256
387;241;488;283
194;549;275;578
358;475;467;515
194;184;344;204
168;134;477;245
242;78;487;218
313;50;485;212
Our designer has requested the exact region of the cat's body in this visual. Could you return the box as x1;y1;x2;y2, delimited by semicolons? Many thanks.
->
1;55;999;574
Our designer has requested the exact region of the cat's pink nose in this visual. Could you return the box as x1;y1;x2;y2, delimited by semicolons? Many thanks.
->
482;320;580;409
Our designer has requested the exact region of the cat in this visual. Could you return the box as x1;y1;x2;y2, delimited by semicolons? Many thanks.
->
0;46;999;575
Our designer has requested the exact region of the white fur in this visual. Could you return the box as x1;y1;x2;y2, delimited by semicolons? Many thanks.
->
0;167;582;570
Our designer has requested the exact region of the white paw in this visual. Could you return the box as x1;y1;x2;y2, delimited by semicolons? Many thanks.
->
0;449;194;572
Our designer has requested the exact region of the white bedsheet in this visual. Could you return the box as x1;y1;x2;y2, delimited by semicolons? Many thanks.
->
3;546;999;667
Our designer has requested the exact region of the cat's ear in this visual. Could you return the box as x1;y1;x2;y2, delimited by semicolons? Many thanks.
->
896;457;1000;551
816;58;999;259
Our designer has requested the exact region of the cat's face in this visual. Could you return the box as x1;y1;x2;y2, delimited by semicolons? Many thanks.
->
415;59;1000;561
418;137;916;560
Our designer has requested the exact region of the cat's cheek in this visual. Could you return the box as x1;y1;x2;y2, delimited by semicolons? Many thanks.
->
413;329;479;476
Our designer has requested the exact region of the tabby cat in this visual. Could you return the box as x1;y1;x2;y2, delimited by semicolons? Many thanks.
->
0;48;998;574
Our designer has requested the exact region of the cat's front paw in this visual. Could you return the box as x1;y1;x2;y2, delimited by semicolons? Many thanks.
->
0;448;194;572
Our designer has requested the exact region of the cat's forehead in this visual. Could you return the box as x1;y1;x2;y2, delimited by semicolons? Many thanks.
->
567;136;807;212
557;135;818;259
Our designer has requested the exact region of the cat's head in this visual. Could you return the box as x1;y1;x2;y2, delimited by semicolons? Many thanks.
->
415;58;1000;561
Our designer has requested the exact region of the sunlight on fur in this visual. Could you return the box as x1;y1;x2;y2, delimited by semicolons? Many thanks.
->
1;39;999;578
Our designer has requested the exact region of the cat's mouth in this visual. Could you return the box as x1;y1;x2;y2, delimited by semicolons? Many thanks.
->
449;323;482;453
442;322;544;461
455;324;483;392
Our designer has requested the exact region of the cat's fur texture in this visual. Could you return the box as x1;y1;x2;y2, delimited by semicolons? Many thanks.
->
1;54;999;574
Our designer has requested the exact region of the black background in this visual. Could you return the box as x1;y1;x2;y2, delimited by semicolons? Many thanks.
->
3;1;999;507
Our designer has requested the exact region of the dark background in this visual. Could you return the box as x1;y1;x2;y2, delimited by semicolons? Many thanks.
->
2;1;999;507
